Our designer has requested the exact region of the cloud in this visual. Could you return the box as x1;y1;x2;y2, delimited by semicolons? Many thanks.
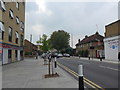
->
35;0;52;16
25;1;118;48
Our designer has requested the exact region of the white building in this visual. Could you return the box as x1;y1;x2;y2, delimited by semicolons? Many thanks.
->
104;35;120;61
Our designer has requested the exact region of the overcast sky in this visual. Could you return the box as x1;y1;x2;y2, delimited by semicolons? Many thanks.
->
25;0;119;48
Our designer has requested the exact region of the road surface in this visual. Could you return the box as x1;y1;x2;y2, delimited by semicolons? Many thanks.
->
57;57;119;89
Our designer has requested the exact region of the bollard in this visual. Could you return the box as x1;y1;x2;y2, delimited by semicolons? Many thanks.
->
100;57;102;61
52;59;54;75
54;57;57;74
54;57;57;68
78;65;84;90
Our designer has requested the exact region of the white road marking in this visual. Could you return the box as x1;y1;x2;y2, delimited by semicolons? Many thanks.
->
99;65;119;71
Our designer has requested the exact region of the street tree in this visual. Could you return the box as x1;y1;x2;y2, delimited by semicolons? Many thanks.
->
36;34;52;52
50;30;70;52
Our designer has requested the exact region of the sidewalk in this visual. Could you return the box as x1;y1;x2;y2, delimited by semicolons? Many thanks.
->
74;56;119;64
2;57;78;88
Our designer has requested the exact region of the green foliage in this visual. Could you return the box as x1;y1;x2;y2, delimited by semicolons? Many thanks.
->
36;34;52;52
64;47;74;55
50;30;70;51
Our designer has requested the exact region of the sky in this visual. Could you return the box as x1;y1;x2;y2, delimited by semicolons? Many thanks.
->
25;0;119;48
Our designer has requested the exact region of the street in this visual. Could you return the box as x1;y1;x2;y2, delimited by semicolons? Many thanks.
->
57;57;119;89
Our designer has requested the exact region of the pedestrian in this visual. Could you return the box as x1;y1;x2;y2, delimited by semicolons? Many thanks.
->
36;52;38;59
118;52;120;61
99;54;102;61
88;54;90;60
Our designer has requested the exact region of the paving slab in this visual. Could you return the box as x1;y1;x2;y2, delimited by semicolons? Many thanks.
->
2;57;78;88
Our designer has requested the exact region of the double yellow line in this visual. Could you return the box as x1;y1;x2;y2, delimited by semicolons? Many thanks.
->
57;62;105;90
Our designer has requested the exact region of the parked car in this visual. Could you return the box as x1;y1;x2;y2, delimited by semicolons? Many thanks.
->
41;53;47;58
63;53;70;57
57;53;63;58
51;52;58;58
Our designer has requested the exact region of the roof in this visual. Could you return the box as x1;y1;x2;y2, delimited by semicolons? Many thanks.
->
105;20;120;27
24;39;37;48
76;32;104;46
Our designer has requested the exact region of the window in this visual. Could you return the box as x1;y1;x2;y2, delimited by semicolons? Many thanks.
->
0;0;6;11
20;34;23;46
0;22;5;40
16;2;19;9
9;9;14;19
8;50;12;59
15;32;19;44
16;17;20;24
20;21;24;32
8;27;12;42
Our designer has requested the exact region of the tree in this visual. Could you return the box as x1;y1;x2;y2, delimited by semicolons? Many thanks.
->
50;30;70;51
36;34;51;52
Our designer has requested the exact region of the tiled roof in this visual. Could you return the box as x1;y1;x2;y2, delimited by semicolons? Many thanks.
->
76;32;104;46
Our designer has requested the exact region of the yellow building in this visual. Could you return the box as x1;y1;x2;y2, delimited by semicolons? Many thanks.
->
0;0;25;64
104;20;120;61
76;32;104;58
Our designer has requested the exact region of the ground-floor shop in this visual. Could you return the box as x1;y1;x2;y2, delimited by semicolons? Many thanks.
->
0;43;24;65
104;35;120;61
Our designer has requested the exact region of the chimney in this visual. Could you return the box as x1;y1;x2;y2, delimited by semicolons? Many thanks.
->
85;35;88;38
95;31;99;35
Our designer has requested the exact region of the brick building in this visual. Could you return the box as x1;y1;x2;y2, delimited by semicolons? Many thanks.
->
76;32;104;58
24;39;38;56
0;0;25;64
104;20;120;61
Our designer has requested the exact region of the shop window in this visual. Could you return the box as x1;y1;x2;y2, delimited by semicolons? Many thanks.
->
15;50;17;58
8;50;12;59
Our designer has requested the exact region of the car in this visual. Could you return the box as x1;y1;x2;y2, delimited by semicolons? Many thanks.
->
57;53;63;58
51;52;58;58
63;53;70;57
41;53;47;58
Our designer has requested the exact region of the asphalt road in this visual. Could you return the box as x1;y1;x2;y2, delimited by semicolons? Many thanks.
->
57;57;119;89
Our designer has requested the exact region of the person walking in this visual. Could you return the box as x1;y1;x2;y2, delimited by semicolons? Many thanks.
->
36;52;38;59
118;52;120;61
88;54;90;60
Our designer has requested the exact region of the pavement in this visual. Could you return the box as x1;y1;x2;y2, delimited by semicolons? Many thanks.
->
2;57;78;88
73;56;119;64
